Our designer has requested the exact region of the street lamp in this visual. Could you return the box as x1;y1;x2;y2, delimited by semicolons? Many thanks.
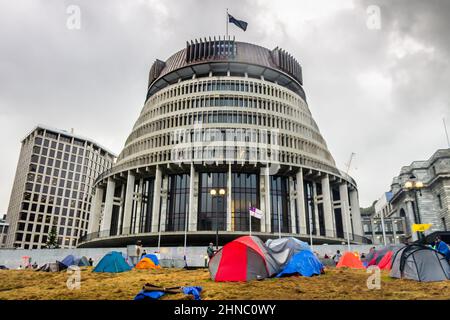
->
404;173;424;240
210;188;226;250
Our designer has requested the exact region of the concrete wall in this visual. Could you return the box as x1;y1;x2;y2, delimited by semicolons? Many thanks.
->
0;244;382;269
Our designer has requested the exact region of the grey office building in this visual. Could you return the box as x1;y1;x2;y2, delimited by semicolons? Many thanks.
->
5;125;116;249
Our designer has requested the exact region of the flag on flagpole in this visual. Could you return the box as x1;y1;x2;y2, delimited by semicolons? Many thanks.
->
228;13;248;32
249;207;263;220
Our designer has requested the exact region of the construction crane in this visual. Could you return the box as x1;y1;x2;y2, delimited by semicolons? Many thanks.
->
344;152;356;175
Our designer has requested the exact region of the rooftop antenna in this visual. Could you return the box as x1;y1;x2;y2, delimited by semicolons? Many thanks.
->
443;117;450;148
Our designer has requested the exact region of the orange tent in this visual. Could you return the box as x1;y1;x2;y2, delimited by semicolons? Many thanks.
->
135;257;161;270
336;252;365;269
377;250;393;270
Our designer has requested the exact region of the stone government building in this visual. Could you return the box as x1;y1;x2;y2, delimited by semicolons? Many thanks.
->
389;148;450;241
79;37;369;247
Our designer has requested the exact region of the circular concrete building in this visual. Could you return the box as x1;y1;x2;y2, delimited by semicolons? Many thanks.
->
79;37;369;248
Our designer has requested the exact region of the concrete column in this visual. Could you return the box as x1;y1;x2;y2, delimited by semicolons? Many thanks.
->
88;186;104;234
117;184;125;235
159;175;169;232
134;178;144;233
406;201;418;242
151;165;162;232
296;169;306;234
289;176;297;234
259;168;266;233
339;183;351;242
100;178;115;232
122;172;135;235
264;166;271;233
349;189;363;237
188;163;197;231
226;163;232;231
312;182;320;235
321;175;334;238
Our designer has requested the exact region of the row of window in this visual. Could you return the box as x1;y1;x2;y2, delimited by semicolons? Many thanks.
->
29;163;100;191
106;172;350;235
121;110;328;162
139;93;313;131
116;147;336;179
35;129;112;160
134;95;319;145
30;152;109;176
14;232;79;249
146;78;306;114
120;127;331;163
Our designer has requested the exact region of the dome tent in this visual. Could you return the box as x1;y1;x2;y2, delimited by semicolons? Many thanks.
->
390;244;450;282
265;237;311;270
277;250;324;277
336;252;365;269
209;236;279;282
61;255;90;267
93;251;132;273
135;254;161;270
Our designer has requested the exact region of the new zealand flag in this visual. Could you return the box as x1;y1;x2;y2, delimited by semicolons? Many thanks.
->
228;14;248;31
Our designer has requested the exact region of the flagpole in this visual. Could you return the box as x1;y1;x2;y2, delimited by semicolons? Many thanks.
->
249;201;252;236
226;8;229;38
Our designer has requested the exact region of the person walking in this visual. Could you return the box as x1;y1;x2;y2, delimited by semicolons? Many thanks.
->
332;250;342;265
133;240;143;265
206;242;215;265
88;258;93;266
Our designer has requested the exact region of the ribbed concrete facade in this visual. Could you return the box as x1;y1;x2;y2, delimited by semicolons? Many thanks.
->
79;38;367;248
5;125;116;249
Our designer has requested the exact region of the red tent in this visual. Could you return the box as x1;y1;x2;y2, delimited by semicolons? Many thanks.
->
377;250;393;270
336;252;365;269
208;236;278;282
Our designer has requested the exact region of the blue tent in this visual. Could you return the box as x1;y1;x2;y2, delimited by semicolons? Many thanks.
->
93;251;132;273
142;254;160;266
437;241;450;260
277;250;324;277
61;255;77;267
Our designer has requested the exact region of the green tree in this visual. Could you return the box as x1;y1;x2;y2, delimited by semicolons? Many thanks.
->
45;226;60;249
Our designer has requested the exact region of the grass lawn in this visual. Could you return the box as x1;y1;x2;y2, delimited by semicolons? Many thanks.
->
0;267;449;300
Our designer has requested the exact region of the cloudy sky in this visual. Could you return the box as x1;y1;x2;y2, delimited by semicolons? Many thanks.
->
1;0;450;214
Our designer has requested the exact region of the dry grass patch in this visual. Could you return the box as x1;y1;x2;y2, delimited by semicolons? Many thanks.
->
0;267;449;300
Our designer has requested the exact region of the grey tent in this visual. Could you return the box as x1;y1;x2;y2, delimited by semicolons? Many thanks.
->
265;237;311;269
77;256;90;267
37;261;67;272
390;244;450;282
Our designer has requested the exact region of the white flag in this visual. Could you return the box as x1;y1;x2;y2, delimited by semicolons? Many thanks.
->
249;207;263;219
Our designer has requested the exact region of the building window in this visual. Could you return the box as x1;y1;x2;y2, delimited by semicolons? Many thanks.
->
271;176;290;233
166;174;190;232
437;194;443;209
198;172;228;231
140;177;154;233
304;181;316;235
232;173;259;232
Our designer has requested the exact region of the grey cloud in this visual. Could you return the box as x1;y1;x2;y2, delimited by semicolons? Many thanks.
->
0;0;449;213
